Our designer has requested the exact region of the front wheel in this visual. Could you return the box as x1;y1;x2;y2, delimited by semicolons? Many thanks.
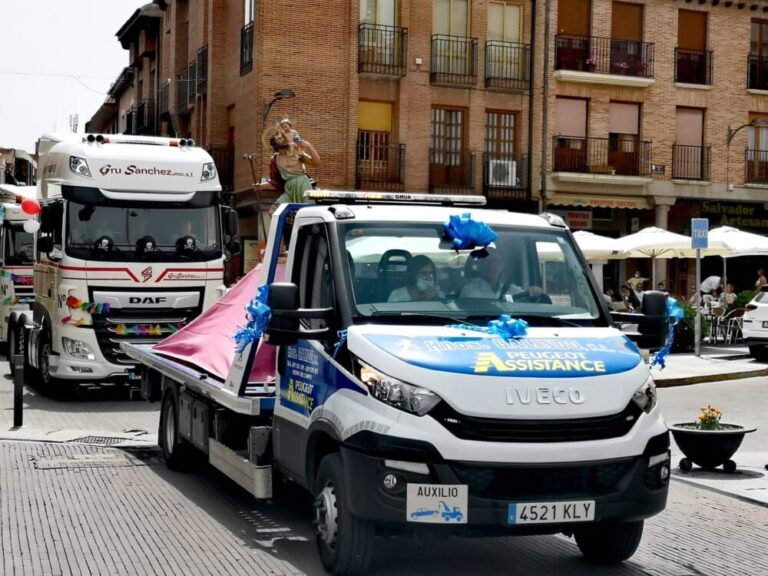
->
313;453;374;576
158;388;193;470
575;520;644;564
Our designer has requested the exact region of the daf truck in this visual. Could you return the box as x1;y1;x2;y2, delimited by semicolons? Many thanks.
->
10;133;239;393
124;191;671;575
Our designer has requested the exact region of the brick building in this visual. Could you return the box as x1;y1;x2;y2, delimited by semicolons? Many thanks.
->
87;0;768;292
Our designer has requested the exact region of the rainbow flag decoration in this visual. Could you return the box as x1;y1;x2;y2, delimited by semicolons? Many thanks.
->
0;269;33;285
65;295;110;314
1;296;33;305
114;323;185;336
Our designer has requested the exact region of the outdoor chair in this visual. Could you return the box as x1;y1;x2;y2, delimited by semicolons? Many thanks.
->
708;306;727;345
724;308;746;345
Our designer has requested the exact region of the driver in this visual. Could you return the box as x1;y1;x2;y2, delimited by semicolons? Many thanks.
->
460;247;522;300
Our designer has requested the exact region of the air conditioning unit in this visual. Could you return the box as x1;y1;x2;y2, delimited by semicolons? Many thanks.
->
487;159;517;187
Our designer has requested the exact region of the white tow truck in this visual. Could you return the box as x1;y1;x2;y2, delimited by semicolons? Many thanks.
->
11;133;239;393
0;184;38;357
123;191;671;575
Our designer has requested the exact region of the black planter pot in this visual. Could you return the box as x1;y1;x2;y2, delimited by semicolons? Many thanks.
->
669;423;756;473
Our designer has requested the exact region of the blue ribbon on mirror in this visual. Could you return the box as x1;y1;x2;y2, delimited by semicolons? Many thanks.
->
333;329;348;358
650;297;685;370
233;284;272;354
444;213;498;250
451;315;528;340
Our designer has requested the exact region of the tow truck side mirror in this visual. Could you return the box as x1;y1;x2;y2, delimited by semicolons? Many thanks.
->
611;291;669;351
264;282;332;346
224;208;239;237
38;236;54;254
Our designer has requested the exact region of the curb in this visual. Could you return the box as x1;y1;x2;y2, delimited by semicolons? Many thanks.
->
672;473;768;509
655;367;768;388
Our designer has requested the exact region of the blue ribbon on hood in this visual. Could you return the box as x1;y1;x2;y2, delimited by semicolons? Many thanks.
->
233;284;272;354
444;213;498;250
650;297;685;370
452;314;528;339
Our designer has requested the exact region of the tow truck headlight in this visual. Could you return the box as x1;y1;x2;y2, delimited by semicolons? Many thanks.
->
201;162;217;182
62;337;96;361
359;363;441;416
632;376;657;414
69;156;92;178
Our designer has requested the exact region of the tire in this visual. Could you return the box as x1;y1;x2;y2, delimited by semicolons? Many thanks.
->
37;329;68;397
748;345;768;362
158;388;193;470
575;520;644;564
679;458;693;473
313;453;375;576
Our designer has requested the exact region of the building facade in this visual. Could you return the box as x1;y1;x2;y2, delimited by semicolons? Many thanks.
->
87;0;768;292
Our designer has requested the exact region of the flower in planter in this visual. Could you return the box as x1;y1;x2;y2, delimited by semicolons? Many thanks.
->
698;405;722;430
585;57;597;66
616;61;630;70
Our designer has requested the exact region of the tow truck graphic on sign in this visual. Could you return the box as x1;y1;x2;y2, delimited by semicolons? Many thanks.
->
406;484;467;524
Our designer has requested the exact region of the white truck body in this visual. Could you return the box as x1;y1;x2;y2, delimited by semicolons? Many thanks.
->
124;192;671;575
13;133;237;389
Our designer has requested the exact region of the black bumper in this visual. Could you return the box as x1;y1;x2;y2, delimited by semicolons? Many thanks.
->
340;434;670;532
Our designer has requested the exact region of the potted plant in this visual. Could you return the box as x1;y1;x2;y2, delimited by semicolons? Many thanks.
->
671;302;708;352
585;57;597;72
669;405;756;473
615;61;630;74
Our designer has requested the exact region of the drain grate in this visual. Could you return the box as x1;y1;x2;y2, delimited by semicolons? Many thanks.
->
67;436;129;446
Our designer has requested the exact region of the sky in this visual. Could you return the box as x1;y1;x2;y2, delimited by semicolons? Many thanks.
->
0;0;144;153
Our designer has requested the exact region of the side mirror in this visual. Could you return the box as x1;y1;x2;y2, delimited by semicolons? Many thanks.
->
40;206;52;233
226;240;241;256
224;208;239;237
38;236;54;254
611;290;669;351
264;282;333;346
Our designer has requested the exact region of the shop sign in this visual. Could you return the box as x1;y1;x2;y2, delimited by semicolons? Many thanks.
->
565;210;592;229
700;201;768;231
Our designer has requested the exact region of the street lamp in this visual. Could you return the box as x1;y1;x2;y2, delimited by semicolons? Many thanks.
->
262;88;296;124
726;117;768;192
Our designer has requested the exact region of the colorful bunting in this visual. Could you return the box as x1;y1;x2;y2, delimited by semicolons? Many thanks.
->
1;296;33;305
0;269;33;285
65;295;110;314
114;323;185;336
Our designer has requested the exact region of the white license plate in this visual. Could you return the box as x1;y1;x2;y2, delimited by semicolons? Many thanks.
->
762;321;768;328
406;484;467;524
508;500;595;525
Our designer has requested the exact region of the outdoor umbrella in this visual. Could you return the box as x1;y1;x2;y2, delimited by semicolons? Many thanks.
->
572;230;624;260
709;226;768;287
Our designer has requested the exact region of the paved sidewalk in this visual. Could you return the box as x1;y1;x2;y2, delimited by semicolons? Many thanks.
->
652;344;768;387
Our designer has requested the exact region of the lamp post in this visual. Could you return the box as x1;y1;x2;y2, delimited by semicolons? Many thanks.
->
726;117;768;192
263;88;296;125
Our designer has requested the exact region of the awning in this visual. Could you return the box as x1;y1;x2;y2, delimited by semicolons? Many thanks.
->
547;194;651;210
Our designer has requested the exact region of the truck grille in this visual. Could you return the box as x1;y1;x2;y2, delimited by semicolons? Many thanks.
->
429;401;642;443
90;302;203;366
451;459;635;499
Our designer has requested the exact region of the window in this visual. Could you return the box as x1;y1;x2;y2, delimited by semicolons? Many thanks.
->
488;2;521;43
291;223;336;342
3;223;34;266
557;0;590;36
485;111;517;156
360;0;396;25
430;108;467;188
433;0;468;36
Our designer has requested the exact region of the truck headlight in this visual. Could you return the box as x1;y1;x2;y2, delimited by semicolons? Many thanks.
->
359;363;441;416
201;162;217;182
69;156;92;178
62;337;96;360
632;376;657;414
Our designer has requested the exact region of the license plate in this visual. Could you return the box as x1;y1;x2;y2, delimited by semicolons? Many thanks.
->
509;500;595;525
406;484;467;524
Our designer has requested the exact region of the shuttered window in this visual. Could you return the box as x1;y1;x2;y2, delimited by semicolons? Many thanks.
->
678;10;707;51
557;0;590;36
555;98;587;137
611;2;643;42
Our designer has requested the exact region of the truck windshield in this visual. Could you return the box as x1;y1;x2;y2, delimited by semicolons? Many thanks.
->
4;223;34;266
65;201;221;262
340;222;603;324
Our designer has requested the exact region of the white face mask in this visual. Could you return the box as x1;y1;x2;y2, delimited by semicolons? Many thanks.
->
416;278;435;291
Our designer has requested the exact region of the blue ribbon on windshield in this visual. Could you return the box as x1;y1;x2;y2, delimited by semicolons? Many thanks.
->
233;284;272;354
444;213;497;250
451;315;528;339
650;297;685;370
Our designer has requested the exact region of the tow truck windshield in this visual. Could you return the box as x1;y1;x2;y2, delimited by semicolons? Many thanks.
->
3;223;34;266
340;222;604;325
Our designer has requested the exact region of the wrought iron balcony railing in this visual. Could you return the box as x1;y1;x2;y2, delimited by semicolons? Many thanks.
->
745;149;768;184
176;68;189;114
356;141;406;191
554;34;654;78
675;48;712;85
186;61;197;109
358;24;408;76
241;22;254;75
748;55;768;90
672;144;710;181
124;108;136;135
206;146;235;191
552;136;652;177
157;80;170;117
483;153;528;201
429;148;476;193
197;44;208;95
135;99;156;134
485;41;529;91
431;35;477;86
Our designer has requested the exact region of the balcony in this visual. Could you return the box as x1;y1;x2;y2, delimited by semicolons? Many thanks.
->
158;80;170;117
554;34;654;87
356;141;406;191
135;99;156;134
240;22;254;75
552;136;652;177
431;35;477;86
672;144;710;181
429;148;476;193
675;48;712;86
197;44;208;95
186;61;197;109
748;55;768;91
485;41;529;91
358;24;407;77
176;68;189;114
124;107;136;135
745;149;768;185
483;153;528;202
206;146;234;191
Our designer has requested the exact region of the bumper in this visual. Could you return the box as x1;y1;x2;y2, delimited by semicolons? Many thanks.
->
340;432;670;532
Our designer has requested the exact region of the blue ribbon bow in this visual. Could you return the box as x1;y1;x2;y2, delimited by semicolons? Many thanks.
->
451;315;528;340
233;284;272;354
650;297;685;370
444;213;498;250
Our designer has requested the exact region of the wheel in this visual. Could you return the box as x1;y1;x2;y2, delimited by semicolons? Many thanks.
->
723;460;737;474
313;453;374;576
679;458;693;473
575;520;644;564
37;329;68;397
158;387;193;470
748;345;768;362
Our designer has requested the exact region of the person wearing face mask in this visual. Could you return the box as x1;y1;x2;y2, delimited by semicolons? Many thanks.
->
388;255;444;302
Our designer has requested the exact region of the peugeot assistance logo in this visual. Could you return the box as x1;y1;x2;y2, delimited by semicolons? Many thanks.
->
141;266;153;283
